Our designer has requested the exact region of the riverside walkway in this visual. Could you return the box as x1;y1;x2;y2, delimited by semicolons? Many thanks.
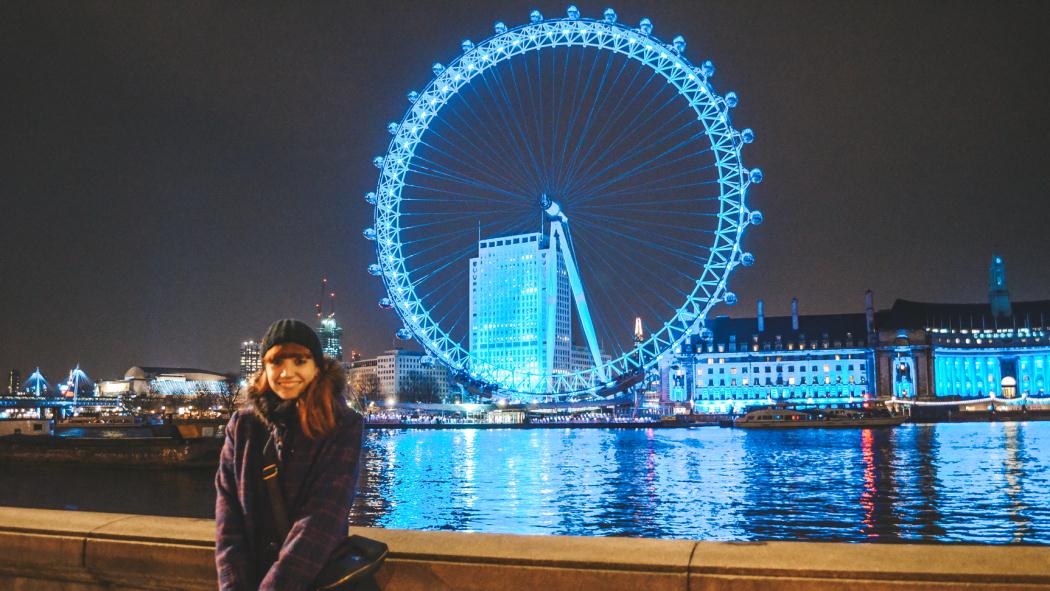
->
1;507;1048;590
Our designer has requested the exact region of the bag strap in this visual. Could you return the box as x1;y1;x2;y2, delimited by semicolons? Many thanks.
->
261;426;291;540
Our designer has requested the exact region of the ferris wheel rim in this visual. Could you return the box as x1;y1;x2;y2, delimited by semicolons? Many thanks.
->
370;13;758;398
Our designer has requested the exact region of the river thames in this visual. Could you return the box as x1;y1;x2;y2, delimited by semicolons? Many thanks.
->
4;421;1048;544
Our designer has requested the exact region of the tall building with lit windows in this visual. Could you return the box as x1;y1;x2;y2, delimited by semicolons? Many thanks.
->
239;340;261;381
319;317;344;361
469;232;571;391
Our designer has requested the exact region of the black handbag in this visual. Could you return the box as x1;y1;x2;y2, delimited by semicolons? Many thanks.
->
261;429;388;591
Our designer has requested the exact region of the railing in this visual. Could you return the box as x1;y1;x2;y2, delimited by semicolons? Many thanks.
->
1;507;1048;590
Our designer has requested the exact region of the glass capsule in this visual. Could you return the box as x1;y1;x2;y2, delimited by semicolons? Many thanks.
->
724;292;738;306
386;122;398;135
362;227;377;240
740;252;756;267
672;35;686;53
396;328;413;341
378;297;394;310
461;39;474;52
603;8;617;22
639;18;653;35
406;90;419;103
741;128;755;144
494;21;508;34
702;60;715;78
529;9;543;23
566;5;580;19
725;91;739;108
432;62;445;76
749;168;764;184
750;210;764;225
372;156;384;169
700;328;714;341
368;264;382;276
364;192;377;205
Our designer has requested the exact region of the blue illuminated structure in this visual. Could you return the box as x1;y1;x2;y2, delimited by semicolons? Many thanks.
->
365;6;761;399
23;368;51;397
666;299;876;413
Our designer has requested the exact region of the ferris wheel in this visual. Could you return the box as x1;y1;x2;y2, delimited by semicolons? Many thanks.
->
364;6;763;400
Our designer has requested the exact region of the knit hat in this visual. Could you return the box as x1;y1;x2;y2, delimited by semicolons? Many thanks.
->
260;319;324;367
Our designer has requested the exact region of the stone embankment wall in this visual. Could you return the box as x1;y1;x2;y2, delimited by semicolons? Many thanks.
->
1;507;1048;590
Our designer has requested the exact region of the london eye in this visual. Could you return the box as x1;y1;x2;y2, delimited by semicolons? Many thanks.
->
364;6;762;400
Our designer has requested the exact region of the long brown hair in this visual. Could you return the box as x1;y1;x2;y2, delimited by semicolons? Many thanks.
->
250;344;340;439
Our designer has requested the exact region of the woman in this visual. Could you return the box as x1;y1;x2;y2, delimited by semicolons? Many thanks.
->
216;319;364;591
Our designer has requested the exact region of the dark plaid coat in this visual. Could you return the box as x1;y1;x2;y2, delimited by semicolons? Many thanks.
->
215;361;364;591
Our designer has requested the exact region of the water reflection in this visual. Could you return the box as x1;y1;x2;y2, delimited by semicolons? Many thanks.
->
2;423;1048;543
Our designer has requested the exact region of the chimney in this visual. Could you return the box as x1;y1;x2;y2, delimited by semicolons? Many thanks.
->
791;298;799;331
757;299;765;333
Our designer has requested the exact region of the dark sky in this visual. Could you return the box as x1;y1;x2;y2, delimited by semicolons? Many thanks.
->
3;1;1049;382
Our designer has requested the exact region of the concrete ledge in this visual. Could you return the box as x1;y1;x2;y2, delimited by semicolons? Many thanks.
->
0;507;1047;590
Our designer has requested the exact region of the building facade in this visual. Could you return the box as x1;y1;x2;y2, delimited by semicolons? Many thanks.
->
469;232;571;391
97;367;229;398
350;349;451;402
663;256;1050;411
664;297;877;413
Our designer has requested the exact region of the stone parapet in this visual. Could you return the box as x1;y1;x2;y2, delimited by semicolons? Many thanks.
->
0;507;1048;590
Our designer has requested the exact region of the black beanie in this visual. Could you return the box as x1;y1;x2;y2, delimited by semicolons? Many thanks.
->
260;319;324;367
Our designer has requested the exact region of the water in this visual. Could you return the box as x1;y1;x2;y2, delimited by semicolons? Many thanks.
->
3;422;1048;543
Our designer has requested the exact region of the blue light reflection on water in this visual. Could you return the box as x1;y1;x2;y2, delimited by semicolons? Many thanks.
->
349;422;1050;543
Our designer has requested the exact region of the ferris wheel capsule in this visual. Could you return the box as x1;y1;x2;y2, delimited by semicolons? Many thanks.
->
672;35;686;53
368;264;383;276
461;39;474;52
638;18;653;35
702;60;715;78
749;168;764;184
750;210;764;225
372;156;385;169
406;90;419;103
699;327;714;341
432;62;445;76
364;191;377;205
566;5;580;19
529;9;543;23
741;128;755;144
363;227;377;240
725;91;739;108
420;355;435;367
740;252;756;267
396;327;413;340
378;297;394;310
724;292;738;305
387;122;398;135
494;21;508;34
603;8;617;23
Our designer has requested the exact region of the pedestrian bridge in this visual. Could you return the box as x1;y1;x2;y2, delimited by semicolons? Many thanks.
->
0;507;1047;590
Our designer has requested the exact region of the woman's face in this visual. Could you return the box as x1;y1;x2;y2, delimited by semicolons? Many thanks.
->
264;343;319;400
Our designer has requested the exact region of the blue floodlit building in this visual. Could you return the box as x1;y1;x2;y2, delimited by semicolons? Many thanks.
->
664;296;877;413
469;232;571;391
665;255;1050;412
874;256;1050;400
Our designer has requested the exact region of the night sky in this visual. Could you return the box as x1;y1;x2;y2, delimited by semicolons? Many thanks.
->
3;1;1049;383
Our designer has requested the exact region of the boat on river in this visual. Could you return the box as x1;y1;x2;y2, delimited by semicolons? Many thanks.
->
733;405;907;429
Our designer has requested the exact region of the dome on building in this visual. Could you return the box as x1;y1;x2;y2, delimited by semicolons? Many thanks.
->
23;368;52;397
